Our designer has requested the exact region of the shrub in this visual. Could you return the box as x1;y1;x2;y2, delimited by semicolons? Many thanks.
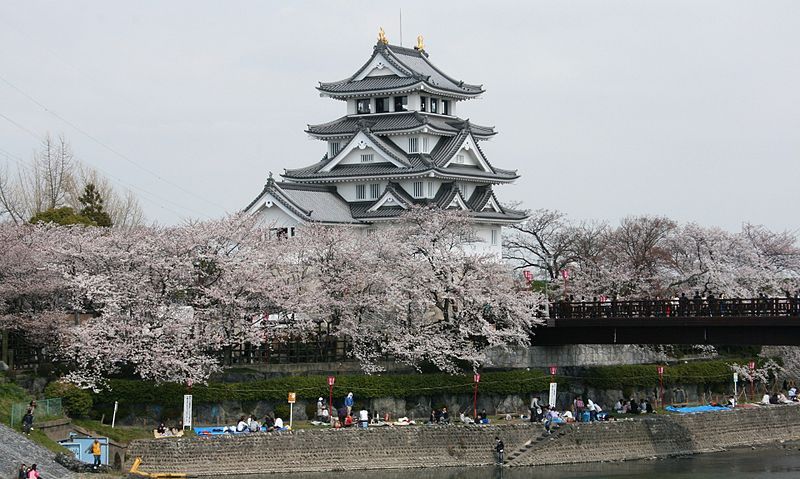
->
44;381;93;418
273;404;290;420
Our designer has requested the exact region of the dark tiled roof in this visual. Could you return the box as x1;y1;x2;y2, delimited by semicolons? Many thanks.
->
318;75;420;93
467;185;495;211
319;43;483;97
307;112;495;139
244;180;362;224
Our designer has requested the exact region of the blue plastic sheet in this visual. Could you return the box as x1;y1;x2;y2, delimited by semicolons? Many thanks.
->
665;405;731;414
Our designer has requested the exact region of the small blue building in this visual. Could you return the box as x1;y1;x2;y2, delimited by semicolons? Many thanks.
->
59;434;109;465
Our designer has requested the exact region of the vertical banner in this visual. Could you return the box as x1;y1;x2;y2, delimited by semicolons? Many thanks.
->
183;394;193;429
548;382;557;408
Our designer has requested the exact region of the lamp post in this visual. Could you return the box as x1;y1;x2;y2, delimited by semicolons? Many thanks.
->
327;376;335;415
473;373;481;420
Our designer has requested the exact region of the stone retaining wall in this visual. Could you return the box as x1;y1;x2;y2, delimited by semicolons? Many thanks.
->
127;405;800;475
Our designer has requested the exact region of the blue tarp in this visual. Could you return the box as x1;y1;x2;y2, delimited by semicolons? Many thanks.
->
665;405;731;414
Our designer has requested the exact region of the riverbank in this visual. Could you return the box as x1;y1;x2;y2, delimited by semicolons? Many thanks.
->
126;404;800;475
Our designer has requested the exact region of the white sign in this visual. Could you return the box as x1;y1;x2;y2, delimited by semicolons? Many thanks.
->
733;373;739;383
548;382;558;408
183;394;193;429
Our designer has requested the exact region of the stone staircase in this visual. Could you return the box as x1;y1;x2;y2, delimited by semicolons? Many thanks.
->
504;423;575;465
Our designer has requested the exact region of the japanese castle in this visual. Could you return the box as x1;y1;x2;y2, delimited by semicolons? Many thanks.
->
245;30;527;255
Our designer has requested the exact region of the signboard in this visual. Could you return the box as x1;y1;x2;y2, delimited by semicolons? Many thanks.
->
733;372;739;383
549;366;557;376
473;373;481;383
182;394;193;429
327;376;335;386
657;366;664;376
288;392;296;404
748;361;755;370
548;382;558;408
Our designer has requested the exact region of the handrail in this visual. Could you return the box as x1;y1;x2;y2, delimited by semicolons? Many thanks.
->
548;297;800;319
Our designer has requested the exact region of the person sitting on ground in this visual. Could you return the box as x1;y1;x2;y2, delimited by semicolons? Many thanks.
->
156;422;166;435
429;409;437;424
460;412;474;424
264;414;275;432
249;416;261;432
761;393;771;405
562;410;574;422
629;398;639;414
770;393;780;405
727;395;736;408
478;408;489;424
236;416;248;432
18;463;27;479
777;391;792;404
337;405;348;423
321;406;330;423
788;386;797;401
334;418;342;429
544;407;559;434
639;399;648;413
645;400;654;413
358;408;369;429
614;399;625;413
343;414;353;427
274;416;284;429
27;465;39;479
316;397;325;420
439;407;450;424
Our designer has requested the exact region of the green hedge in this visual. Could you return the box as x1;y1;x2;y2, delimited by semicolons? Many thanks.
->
93;370;553;407
582;359;760;390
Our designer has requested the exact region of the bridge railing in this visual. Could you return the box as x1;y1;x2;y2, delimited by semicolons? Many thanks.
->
549;297;800;319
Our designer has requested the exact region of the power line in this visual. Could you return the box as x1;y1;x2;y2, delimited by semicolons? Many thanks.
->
0;114;202;220
0;73;230;215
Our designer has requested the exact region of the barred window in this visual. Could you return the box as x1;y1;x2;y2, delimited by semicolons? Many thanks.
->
356;184;366;200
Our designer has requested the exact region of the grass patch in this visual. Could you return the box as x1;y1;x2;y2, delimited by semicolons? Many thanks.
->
0;379;32;425
27;428;71;454
72;419;153;443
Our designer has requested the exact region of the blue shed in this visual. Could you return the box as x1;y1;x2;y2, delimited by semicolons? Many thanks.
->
59;434;109;465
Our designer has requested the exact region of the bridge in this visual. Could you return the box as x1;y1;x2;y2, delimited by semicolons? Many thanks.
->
535;297;800;346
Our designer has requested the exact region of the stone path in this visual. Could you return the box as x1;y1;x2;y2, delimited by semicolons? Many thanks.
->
0;424;74;479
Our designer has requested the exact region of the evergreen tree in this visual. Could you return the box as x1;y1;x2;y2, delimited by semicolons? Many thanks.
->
30;206;93;226
78;183;112;227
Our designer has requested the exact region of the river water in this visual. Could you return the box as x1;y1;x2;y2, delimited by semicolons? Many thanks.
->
253;446;800;479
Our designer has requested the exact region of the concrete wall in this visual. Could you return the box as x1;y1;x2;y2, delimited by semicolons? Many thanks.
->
487;344;668;369
126;405;800;475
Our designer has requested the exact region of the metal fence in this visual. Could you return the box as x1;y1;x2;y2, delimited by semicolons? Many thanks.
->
10;397;62;427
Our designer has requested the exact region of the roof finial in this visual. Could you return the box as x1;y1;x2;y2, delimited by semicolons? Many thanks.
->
378;27;389;45
266;171;274;186
416;34;424;52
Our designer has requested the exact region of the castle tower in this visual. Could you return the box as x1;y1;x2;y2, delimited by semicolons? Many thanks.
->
245;33;527;254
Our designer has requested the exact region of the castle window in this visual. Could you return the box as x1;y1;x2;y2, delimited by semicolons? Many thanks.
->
375;97;390;113
427;181;434;198
356;98;371;114
491;229;498;246
430;98;438;114
330;142;341;157
394;96;408;112
422;137;429;153
455;154;465;164
361;154;374;163
412;181;424;198
420;96;427;112
356;184;366;200
408;137;419;153
442;100;450;115
370;183;380;199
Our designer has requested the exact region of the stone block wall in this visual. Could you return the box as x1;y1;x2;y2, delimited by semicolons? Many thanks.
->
512;404;800;466
127;425;533;475
127;405;800;475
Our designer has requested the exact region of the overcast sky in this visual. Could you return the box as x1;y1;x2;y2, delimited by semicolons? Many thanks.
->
1;1;798;231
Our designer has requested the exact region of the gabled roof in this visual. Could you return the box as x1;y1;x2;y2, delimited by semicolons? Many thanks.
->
244;178;361;224
321;128;410;171
306;112;496;140
319;42;484;98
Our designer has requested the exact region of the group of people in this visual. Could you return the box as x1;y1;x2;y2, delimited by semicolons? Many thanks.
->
315;392;374;429
17;464;40;479
760;389;798;405
234;413;285;433
613;397;655;414
428;407;450;424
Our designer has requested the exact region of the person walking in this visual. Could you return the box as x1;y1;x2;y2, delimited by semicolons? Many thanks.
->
21;410;34;435
494;436;505;465
17;463;27;479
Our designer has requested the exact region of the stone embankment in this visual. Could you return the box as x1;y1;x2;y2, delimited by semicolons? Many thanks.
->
126;405;800;475
0;424;74;479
